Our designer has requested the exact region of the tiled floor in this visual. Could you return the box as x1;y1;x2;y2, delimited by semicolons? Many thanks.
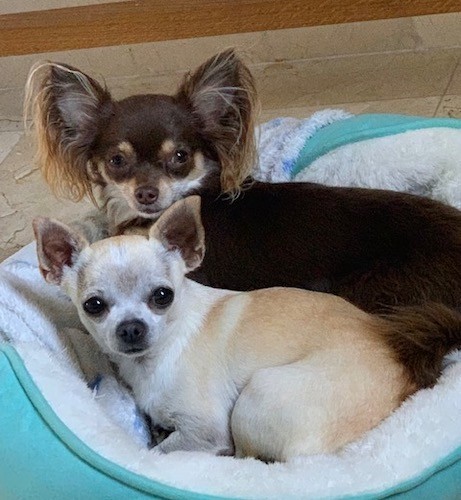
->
1;13;461;262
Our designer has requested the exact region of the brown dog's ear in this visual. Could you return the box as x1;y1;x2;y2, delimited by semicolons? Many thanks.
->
25;62;113;202
33;217;88;285
50;64;110;134
176;49;257;197
149;196;205;272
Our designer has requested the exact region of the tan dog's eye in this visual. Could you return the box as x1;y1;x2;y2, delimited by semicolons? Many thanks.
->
174;150;189;164
109;153;126;168
83;296;107;315
150;287;174;309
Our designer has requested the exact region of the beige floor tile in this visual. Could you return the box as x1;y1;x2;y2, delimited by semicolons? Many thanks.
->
446;58;461;94
0;135;93;261
259;96;441;123
435;95;461;118
0;88;25;127
127;15;419;76
106;73;187;100
129;32;271;77
84;45;139;80
263;17;420;62
0;51;92;90
0;118;24;132
0;132;22;163
413;13;461;49
254;48;461;109
71;49;461;112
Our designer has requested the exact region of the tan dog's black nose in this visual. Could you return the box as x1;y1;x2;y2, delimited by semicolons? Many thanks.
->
116;319;147;345
135;186;159;205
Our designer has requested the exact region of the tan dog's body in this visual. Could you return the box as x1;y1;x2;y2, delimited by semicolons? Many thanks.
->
116;283;411;460
33;197;461;462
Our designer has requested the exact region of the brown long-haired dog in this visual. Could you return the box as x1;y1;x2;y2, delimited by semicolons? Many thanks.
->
26;49;461;313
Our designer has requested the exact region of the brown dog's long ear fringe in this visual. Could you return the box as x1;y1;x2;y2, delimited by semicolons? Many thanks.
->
24;62;113;203
176;49;258;197
149;196;205;271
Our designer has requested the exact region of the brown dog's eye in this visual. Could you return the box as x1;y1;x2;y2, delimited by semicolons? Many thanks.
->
109;154;126;168
174;150;189;164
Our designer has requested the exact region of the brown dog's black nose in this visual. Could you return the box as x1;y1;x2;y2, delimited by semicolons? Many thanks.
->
116;319;147;345
135;186;159;205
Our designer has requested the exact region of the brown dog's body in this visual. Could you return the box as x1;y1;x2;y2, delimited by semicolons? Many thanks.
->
193;180;461;312
26;50;461;313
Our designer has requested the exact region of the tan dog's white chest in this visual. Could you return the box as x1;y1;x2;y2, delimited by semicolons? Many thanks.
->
119;352;181;427
118;284;238;435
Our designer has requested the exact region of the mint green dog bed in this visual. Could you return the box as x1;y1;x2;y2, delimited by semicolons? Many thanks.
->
2;342;461;500
3;111;461;498
1;241;461;500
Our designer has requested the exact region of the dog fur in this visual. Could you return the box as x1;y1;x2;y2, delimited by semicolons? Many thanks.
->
26;50;461;313
33;196;461;462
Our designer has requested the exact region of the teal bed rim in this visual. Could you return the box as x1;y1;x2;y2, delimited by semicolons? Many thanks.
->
292;114;461;178
2;341;461;500
0;343;220;500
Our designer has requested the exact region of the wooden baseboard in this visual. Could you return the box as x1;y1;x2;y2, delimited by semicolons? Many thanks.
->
1;0;460;57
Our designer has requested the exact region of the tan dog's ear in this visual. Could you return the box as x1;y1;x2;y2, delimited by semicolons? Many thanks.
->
176;49;257;197
149;196;205;271
33;217;88;284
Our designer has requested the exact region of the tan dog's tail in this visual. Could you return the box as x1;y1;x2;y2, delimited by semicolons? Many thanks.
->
381;302;461;389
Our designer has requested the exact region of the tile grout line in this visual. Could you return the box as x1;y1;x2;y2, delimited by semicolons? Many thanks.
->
250;45;461;70
434;52;461;117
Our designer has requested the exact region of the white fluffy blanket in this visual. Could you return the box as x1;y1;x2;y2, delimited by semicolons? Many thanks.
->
255;111;461;210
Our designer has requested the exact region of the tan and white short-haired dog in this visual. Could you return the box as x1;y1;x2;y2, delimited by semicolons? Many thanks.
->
34;197;461;462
